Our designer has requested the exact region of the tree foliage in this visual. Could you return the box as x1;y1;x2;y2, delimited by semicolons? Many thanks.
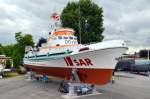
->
14;32;34;66
15;32;34;46
139;50;150;58
1;32;34;67
61;0;104;44
0;44;3;55
6;60;11;69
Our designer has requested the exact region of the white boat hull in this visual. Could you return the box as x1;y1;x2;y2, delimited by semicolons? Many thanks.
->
24;46;127;85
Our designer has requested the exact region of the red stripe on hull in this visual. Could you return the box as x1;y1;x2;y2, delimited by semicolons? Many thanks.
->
64;58;69;66
65;57;74;66
24;65;113;85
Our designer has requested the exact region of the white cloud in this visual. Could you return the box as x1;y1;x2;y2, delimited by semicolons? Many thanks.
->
0;0;150;48
95;0;150;47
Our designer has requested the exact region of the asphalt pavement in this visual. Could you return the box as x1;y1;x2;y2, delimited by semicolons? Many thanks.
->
0;72;150;99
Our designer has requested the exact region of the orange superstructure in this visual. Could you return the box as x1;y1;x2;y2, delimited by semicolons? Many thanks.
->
53;28;74;36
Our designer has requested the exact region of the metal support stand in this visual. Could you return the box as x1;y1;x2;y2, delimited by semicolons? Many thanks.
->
0;75;3;79
64;68;98;98
91;85;97;94
0;71;3;79
26;71;34;80
67;68;80;96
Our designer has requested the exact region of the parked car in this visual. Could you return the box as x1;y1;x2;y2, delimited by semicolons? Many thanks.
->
131;60;150;76
115;59;150;76
115;59;135;71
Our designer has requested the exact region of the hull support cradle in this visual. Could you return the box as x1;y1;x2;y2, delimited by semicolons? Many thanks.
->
64;68;97;97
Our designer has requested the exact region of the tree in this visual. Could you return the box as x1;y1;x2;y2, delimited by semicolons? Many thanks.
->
14;32;34;67
139;50;150;58
6;60;11;69
61;0;104;44
1;44;18;68
0;32;34;68
0;44;3;55
15;32;34;46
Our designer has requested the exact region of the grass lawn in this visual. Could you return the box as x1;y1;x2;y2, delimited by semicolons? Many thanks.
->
3;72;19;78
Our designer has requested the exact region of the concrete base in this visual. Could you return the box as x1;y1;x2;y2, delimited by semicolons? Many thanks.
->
62;91;101;99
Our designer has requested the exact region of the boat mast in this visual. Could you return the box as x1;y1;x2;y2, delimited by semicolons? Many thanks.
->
50;8;61;29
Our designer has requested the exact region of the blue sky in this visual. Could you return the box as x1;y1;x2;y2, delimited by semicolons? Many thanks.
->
0;0;150;47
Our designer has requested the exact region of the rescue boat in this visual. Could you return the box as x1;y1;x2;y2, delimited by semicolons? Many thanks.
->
23;13;128;85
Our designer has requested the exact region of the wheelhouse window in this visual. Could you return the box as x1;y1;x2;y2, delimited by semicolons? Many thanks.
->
64;37;68;39
74;37;77;40
69;36;73;40
58;36;62;39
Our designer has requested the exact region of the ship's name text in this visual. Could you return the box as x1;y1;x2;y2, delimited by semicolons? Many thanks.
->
64;57;93;66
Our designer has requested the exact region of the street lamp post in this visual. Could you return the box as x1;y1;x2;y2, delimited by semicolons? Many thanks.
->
147;37;150;60
148;49;149;60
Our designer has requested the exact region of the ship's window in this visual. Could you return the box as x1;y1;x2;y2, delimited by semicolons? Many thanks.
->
64;37;68;39
69;37;73;40
36;54;47;57
49;52;66;56
58;36;62;39
74;37;77;40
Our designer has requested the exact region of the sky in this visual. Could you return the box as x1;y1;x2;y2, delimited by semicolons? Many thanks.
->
0;0;150;48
